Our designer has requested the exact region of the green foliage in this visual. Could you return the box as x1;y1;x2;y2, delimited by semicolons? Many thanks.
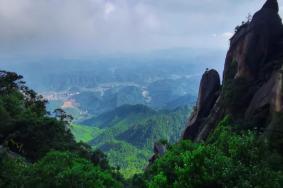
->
86;105;190;177
116;109;187;149
0;71;125;186
3;70;283;187
0;151;124;188
25;151;123;188
140;118;283;188
148;172;168;188
71;124;102;143
268;112;283;156
83;104;156;129
156;139;170;147
102;140;151;178
89;106;190;150
0;71;85;161
0;153;27;188
91;149;111;170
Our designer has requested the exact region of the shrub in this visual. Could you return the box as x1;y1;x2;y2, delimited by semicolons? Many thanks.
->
142;118;283;188
0;71;87;161
0;151;124;188
23;151;124;188
0;153;27;188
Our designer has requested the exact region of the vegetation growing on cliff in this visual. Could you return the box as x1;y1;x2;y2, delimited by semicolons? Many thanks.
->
134;117;283;188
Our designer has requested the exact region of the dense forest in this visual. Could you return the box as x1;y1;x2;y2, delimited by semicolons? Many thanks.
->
1;70;282;187
0;71;124;187
79;104;190;177
1;0;283;187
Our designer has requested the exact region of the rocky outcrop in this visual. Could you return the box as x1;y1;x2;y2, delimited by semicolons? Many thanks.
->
224;0;283;81
183;0;283;141
183;69;220;140
245;68;281;117
262;0;279;12
148;142;167;165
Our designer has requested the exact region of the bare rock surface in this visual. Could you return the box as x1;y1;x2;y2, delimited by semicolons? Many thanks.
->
183;0;283;141
183;69;220;140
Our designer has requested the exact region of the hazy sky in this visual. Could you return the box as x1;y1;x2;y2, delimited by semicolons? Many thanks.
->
0;0;279;58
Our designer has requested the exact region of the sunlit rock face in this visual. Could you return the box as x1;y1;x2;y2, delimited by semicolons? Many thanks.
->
183;0;283;142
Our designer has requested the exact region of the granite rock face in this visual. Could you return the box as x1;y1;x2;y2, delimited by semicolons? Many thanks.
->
183;0;283;141
262;0;279;12
183;69;220;139
224;0;283;81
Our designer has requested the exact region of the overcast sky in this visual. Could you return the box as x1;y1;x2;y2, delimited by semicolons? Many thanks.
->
0;0;280;58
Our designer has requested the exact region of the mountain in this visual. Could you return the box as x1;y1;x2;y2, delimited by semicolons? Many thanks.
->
82;104;155;129
72;104;191;177
164;94;196;110
0;49;218;121
0;49;224;92
70;86;148;115
2;0;283;187
0;71;124;187
183;0;283;143
141;1;283;187
147;78;197;108
85;105;190;148
42;76;197;121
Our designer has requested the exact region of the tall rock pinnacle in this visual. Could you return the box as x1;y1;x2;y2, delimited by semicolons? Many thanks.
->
262;0;279;12
182;69;220;140
183;0;283;142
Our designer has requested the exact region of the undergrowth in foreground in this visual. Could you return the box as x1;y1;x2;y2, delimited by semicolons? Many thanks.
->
132;117;283;188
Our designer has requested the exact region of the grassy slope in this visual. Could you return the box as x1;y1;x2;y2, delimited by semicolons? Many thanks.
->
70;124;103;143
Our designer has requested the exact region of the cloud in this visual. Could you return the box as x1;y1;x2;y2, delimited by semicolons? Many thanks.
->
222;32;234;39
104;2;116;16
0;0;273;58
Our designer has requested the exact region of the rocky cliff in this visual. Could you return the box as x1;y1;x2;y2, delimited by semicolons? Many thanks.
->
183;0;283;150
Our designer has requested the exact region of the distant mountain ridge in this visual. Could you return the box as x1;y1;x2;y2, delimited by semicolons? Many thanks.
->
82;104;155;128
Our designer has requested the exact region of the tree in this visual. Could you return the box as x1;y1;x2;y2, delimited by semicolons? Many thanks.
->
142;118;283;188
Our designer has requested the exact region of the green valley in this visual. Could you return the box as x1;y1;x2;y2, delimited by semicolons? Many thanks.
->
2;0;283;187
71;104;191;177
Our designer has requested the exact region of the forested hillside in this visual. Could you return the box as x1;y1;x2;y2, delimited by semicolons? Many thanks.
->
1;0;283;187
139;0;283;187
137;117;283;187
73;105;190;177
1;69;282;187
0;71;124;187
